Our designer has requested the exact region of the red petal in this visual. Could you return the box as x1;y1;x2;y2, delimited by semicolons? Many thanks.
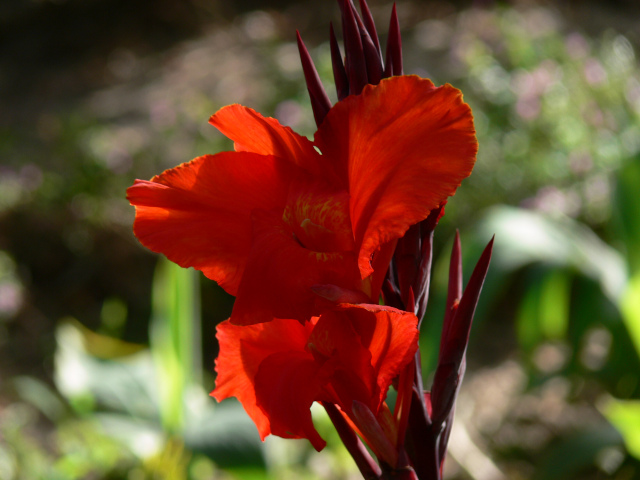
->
127;152;297;295
284;177;355;253
369;239;398;302
314;75;477;277
255;350;331;451
230;209;361;325
311;304;419;414
335;304;419;409
210;104;325;177
211;318;315;440
309;310;377;409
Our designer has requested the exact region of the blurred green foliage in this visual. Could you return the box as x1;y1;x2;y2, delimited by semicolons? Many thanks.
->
1;1;640;479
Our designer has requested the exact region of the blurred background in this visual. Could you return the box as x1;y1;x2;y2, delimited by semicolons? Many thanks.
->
1;0;640;478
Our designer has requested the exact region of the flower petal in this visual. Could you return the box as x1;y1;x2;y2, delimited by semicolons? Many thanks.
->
230;209;361;325
283;177;355;253
315;75;477;277
309;310;378;412
331;304;419;410
211;318;315;440
127;152;297;295
210;104;325;177
255;350;331;451
307;304;418;415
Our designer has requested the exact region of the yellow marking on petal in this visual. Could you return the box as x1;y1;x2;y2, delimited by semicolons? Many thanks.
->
312;252;335;262
301;218;334;237
360;276;373;299
285;180;355;253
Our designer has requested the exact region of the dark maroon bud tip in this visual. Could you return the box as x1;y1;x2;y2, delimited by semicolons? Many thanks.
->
343;0;368;95
296;30;333;126
330;23;350;100
358;0;382;54
440;235;494;368
384;4;403;77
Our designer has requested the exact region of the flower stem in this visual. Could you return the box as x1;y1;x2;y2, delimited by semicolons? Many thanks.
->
323;402;382;480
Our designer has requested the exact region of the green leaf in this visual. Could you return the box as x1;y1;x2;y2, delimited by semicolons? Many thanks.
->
12;376;66;422
474;206;627;304
54;321;159;419
613;156;640;276
532;424;623;480
539;270;571;339
603;399;640;460
183;400;266;470
150;257;202;433
516;268;571;352
620;273;640;358
93;412;165;458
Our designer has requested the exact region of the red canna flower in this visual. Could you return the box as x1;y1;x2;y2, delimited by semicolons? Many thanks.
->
127;2;492;478
210;303;419;454
127;75;477;326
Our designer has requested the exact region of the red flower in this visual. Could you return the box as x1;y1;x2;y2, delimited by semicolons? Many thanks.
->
210;303;419;452
127;75;477;325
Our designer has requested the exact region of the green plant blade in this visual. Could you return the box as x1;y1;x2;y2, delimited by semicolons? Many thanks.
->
150;257;202;433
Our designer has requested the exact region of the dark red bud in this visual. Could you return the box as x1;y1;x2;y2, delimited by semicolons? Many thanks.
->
432;237;494;425
439;230;462;358
323;402;382;479
394;357;415;451
330;23;350;100
358;0;382;54
441;236;494;367
384;4;403;77
352;400;398;468
296;31;332;126
342;0;368;95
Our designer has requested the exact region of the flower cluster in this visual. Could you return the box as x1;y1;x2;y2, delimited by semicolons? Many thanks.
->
127;1;492;478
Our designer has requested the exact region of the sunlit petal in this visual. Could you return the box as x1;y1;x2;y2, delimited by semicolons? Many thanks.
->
315;75;477;277
127;152;297;295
